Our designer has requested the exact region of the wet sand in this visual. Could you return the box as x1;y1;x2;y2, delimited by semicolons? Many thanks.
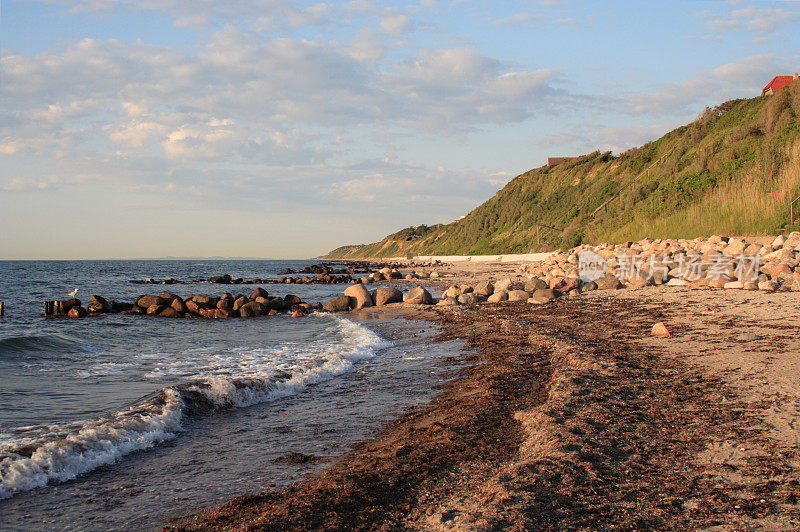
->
166;270;800;530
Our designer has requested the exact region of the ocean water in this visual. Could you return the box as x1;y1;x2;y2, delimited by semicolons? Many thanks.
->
0;260;459;530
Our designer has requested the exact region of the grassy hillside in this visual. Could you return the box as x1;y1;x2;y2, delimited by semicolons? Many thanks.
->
325;83;800;259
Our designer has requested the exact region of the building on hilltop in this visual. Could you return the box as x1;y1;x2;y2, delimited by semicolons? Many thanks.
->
763;73;799;96
548;157;575;166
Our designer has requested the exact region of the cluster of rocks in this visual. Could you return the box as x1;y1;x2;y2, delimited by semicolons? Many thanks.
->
277;262;373;275
132;272;353;286
517;232;800;293
323;284;433;312
357;267;436;284
47;289;318;319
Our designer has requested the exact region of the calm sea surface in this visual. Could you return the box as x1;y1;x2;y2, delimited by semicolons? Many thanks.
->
0;260;458;531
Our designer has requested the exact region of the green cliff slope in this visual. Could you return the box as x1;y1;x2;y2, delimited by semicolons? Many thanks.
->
326;84;800;259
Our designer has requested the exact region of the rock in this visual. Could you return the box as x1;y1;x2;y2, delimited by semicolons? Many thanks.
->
436;297;459;306
67;306;88;318
147;304;167;316
360;276;372;284
581;281;598;291
217;298;233;310
284;294;302;306
429;271;439;278
762;263;792;278
254;296;270;306
743;243;762;257
724;281;744;289
238;301;266;317
527;295;552;305
457;293;477;305
136;295;165;309
171;299;188;313
474;281;494;297
531;289;558;300
524;278;548;292
87;295;110;313
374;287;403;306
443;286;461;299
758;280;780;292
185;300;200;314
193;295;213;307
666;278;689;286
209;274;232;284
250;287;269;300
772;235;788;248
405;286;433;305
595;275;623;290
494;278;514;293
160;307;181;318
291;310;305;318
269;298;287;311
323;296;351;312
232;296;250;311
487;291;508;303
651;322;670;337
549;277;580;292
722;239;746;256
507;290;530;302
743;280;758;290
344;284;374;310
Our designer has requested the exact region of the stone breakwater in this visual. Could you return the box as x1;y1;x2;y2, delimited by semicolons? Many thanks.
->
44;289;319;320
130;262;402;286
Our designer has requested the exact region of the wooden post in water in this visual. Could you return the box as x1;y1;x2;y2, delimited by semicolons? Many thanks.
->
44;301;54;317
0;301;4;316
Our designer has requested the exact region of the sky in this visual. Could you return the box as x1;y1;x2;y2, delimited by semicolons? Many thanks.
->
1;0;799;259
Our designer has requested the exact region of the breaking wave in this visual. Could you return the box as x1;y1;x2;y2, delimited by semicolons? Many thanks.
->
0;316;389;499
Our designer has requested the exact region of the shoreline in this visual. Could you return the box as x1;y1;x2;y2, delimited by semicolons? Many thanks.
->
164;280;800;529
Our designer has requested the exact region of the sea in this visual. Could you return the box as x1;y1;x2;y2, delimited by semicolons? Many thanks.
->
0;260;458;531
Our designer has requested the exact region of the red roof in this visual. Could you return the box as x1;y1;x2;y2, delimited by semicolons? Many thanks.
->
763;76;795;93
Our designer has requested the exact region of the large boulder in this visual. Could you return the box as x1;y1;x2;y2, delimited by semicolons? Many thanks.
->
405;286;433;305
269;298;287;311
494;278;514;293
549;276;580;292
507;290;530;302
323;296;351;312
171;299;188;313
232;296;250;311
531;289;558;300
487;291;508;303
374;287;403;306
524;278;547;292
344;284;374;309
250;287;269;300
67;306;88;318
159;307;181;318
87;295;110;313
193;295;213;307
136;295;165;309
239;301;267;317
474;281;494;297
595;275;623;290
147;304;167;316
457;293;477;305
209;274;232;284
443;285;461;299
185;300;200;314
284;294;302;306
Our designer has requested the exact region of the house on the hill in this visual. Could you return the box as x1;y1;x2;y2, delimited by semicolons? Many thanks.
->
763;73;799;96
548;157;575;166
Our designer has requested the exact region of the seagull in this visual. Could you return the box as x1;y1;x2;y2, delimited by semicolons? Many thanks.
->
68;289;78;299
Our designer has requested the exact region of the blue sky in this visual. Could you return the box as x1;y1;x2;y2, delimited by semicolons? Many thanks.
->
1;0;799;259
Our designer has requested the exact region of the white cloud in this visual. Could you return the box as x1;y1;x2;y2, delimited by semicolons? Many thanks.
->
380;14;414;35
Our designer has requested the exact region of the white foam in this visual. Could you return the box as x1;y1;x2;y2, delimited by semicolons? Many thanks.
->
0;315;389;499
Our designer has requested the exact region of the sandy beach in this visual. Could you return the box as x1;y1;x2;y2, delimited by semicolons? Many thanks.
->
164;261;800;530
